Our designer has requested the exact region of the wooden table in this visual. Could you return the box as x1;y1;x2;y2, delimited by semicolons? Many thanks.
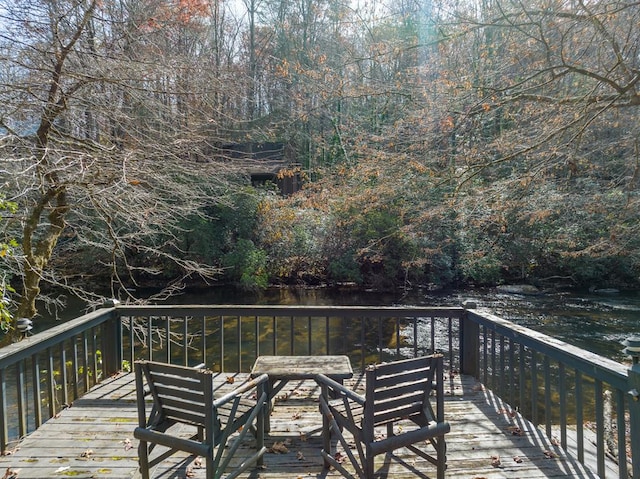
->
250;355;353;431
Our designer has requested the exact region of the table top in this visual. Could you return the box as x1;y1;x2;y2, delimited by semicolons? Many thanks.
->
251;355;353;381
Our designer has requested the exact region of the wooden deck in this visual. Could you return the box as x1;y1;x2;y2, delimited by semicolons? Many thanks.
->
0;370;607;478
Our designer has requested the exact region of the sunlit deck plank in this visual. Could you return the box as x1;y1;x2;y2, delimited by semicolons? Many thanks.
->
0;370;609;478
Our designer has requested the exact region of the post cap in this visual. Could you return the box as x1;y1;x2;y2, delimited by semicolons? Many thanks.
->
16;317;33;332
622;336;640;360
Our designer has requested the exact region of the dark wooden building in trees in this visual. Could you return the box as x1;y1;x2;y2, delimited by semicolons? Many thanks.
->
219;142;303;196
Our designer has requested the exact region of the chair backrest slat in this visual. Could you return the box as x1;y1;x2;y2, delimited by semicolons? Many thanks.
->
365;356;439;427
141;361;212;429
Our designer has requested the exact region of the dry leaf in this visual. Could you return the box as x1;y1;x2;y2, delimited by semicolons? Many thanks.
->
185;465;196;478
491;455;501;467
80;449;93;458
543;449;557;459
226;376;235;384
292;412;301;420
270;441;289;454
513;455;523;463
296;451;305;461
299;431;307;442
123;438;132;451
2;468;19;479
194;457;203;468
507;425;523;436
334;451;346;464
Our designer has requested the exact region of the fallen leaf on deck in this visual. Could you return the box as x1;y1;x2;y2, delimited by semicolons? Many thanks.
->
194;457;203;468
543;449;557;459
80;449;93;458
270;442;289;454
491;455;501;467
123;438;132;451
2;468;19;479
507;425;523;436
334;452;346;464
296;451;305;460
185;465;195;478
226;376;235;384
513;455;523;463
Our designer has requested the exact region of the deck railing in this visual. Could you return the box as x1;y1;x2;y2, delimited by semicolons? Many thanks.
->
0;303;637;479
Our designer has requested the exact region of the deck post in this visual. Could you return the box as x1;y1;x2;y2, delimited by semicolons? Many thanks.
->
460;301;480;378
101;301;122;376
623;336;640;479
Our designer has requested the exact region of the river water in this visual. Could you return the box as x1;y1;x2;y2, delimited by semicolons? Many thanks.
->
39;286;640;363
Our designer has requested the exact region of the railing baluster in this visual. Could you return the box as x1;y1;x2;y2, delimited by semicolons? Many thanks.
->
395;317;400;357
531;350;538;425
17;361;26;437
499;335;505;399
237;315;242;372
32;354;42;428
255;315;260;364
72;334;79;399
559;362;567;450
594;379;605;477
360;317;365;370
576;370;584;464
82;331;89;394
430;316;435;354
0;369;6;453
183;316;189;366
165;316;171;364
413;317;418;357
201;315;207;367
147;316;153;361
91;327;98;385
448;316;453;368
128;316;135;368
220;316;225;372
324;316;329;355
544;356;551;437
615;389;627;479
508;338;515;407
47;347;55;419
272;316;278;355
377;317;382;363
307;316;312;355
519;344;526;415
482;325;488;385
290;315;294;356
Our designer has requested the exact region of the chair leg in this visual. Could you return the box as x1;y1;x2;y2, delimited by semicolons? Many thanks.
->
321;406;331;468
437;436;447;479
138;440;151;479
364;453;374;479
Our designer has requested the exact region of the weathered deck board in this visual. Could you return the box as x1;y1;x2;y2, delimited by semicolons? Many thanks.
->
0;371;612;478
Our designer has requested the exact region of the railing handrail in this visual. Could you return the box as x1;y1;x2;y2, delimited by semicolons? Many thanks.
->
0;307;117;370
467;308;629;391
115;304;466;318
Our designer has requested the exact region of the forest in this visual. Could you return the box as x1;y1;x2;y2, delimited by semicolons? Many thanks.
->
1;0;640;329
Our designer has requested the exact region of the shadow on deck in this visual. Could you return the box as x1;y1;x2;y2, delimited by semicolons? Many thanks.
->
0;371;606;478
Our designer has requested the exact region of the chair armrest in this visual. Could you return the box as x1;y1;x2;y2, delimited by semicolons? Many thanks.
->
213;373;269;408
315;373;365;404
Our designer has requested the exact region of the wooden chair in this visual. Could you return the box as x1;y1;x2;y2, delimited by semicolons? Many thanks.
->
316;355;450;479
134;360;269;479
